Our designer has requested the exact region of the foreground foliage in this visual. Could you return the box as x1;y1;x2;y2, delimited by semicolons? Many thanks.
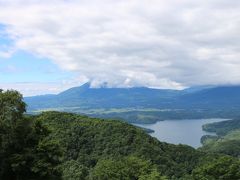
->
0;90;61;179
192;156;240;180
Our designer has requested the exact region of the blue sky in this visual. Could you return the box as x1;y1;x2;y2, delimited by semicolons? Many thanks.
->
0;25;59;83
0;50;73;83
0;0;240;96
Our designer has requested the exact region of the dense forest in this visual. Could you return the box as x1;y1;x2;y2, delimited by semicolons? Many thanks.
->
1;90;240;179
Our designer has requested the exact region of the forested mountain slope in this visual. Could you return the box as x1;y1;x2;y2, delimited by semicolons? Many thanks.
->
13;111;240;179
36;111;203;179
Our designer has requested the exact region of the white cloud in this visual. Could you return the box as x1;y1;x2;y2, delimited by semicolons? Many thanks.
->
0;82;66;96
0;75;89;96
0;0;240;91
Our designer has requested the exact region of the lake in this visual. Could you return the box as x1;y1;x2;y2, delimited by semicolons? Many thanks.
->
134;118;228;148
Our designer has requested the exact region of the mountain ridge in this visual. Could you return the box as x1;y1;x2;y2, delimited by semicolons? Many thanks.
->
24;84;240;123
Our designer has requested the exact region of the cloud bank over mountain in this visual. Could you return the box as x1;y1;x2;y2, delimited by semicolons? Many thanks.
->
0;0;240;91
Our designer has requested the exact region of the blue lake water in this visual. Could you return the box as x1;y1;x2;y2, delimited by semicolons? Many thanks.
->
134;118;228;148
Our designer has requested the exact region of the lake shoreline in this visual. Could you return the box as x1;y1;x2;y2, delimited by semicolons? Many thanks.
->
133;118;228;148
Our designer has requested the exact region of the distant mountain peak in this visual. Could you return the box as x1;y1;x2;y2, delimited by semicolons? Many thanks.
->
81;82;91;88
58;82;91;96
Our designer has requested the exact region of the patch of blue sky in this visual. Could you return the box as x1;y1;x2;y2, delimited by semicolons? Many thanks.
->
0;50;75;83
0;24;12;45
0;23;75;83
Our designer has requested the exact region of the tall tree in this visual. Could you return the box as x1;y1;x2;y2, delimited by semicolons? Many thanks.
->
0;90;62;180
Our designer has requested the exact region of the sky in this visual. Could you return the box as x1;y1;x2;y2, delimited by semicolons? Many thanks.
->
0;0;240;96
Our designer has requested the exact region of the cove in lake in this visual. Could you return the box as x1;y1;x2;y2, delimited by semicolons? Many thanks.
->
134;118;228;148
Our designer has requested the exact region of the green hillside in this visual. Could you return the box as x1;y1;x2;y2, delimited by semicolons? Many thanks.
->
201;119;240;157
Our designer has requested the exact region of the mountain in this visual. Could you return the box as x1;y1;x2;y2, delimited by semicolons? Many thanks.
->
182;85;217;93
25;82;181;110
24;84;240;123
179;85;240;108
